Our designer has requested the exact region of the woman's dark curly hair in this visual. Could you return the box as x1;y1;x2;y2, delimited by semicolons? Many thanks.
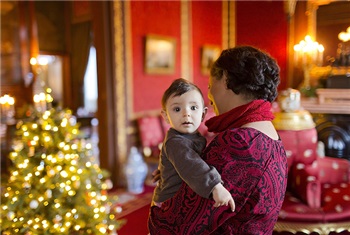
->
210;45;280;102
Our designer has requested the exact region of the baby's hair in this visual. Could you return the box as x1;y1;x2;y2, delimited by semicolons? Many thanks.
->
161;78;204;110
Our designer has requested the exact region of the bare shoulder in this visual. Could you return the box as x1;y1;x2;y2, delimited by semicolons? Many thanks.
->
241;121;279;140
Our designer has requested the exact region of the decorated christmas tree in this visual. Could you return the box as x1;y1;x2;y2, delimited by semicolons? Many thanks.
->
0;92;123;234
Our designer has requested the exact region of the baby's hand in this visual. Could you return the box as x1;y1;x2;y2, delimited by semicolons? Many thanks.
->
152;168;161;183
212;183;235;212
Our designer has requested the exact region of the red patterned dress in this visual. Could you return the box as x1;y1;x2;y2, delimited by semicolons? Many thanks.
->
148;101;288;235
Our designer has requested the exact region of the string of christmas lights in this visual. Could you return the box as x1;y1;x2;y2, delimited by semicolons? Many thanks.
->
1;92;124;234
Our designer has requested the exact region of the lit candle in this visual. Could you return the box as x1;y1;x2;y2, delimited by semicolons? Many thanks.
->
294;35;324;67
39;92;46;112
318;44;324;66
293;44;301;64
0;94;15;120
33;94;41;111
0;95;9;116
293;35;324;89
312;42;318;64
8;96;15;119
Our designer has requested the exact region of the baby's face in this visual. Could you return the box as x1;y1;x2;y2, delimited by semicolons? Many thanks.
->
164;90;205;134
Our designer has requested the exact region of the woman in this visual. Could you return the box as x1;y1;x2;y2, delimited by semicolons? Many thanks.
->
148;46;288;235
152;78;234;210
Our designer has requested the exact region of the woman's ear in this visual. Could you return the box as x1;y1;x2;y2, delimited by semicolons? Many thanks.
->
161;110;170;124
201;107;208;122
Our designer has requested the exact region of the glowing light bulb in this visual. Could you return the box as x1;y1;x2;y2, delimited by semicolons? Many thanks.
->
30;57;37;66
60;171;68;178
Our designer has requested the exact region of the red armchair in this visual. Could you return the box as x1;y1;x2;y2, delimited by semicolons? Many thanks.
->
272;110;350;234
137;116;164;164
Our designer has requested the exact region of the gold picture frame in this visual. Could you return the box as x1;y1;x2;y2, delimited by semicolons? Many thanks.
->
144;35;176;74
201;45;221;75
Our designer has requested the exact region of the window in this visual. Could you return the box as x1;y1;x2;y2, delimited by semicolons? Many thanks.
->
83;46;98;113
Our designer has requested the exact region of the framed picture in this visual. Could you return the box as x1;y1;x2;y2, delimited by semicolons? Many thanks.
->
144;35;176;74
201;45;221;75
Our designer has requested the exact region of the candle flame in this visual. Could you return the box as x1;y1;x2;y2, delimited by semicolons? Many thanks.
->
0;94;15;105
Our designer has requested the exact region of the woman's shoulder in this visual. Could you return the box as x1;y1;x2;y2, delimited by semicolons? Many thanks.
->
212;126;281;149
217;122;279;141
206;126;286;163
216;126;258;138
241;121;279;140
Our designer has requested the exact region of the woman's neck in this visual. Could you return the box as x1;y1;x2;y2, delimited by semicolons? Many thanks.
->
206;100;274;133
219;95;253;115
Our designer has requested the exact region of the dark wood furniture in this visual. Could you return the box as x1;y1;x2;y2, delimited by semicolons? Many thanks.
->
301;87;350;161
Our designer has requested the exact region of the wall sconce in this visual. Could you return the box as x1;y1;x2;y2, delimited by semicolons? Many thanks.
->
294;35;324;92
0;94;15;123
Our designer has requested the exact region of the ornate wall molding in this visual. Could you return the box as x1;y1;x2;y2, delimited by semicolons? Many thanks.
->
181;1;192;81
222;1;228;50
275;220;350;235
113;0;127;164
222;1;236;49
124;1;133;126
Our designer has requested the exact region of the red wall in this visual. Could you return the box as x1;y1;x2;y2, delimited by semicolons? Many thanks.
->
130;1;288;114
192;1;222;105
236;1;288;90
131;1;182;113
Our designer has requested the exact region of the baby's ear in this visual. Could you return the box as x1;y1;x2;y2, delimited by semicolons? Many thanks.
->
202;107;208;122
160;110;170;124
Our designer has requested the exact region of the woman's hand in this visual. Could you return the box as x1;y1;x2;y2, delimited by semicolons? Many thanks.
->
152;168;161;183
